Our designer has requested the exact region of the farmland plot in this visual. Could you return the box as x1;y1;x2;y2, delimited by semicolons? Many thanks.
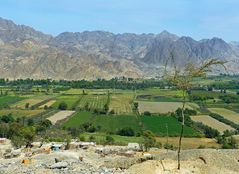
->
0;109;44;118
39;100;56;108
47;111;75;125
0;96;25;108
92;115;140;134
78;95;108;110
140;115;199;136
137;101;196;114
63;112;93;128
109;94;133;114
190;115;235;134
208;108;239;124
12;96;52;109
53;95;80;110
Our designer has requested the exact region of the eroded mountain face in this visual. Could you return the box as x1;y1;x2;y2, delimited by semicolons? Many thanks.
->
0;17;238;80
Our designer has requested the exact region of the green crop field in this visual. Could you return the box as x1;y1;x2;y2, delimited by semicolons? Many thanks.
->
0;96;25;108
53;95;80;110
63;111;93;128
137;88;185;98
78;94;108;110
109;93;133;114
0;109;44;118
140;115;200;136
92;114;140;134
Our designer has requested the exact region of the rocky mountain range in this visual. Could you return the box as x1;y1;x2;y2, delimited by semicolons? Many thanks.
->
0;17;238;80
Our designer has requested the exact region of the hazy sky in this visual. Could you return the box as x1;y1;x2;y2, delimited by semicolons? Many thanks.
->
0;0;238;41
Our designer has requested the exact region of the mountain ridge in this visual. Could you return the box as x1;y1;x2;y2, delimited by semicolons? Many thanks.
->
0;17;238;80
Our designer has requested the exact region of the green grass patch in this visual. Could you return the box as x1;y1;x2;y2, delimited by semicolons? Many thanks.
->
92;114;140;134
53;95;80;109
0;95;25;108
140;115;200;137
0;109;44;118
62;111;93;128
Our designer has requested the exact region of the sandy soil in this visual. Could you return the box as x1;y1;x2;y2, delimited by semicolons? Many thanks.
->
47;111;75;124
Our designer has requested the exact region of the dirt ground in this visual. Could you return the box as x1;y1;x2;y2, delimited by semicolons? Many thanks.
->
47;111;75;124
156;137;220;149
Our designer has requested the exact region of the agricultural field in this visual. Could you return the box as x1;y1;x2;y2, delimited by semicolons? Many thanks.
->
62;88;83;95
208;108;239;124
109;93;133;114
63;111;141;134
52;95;80;110
0;95;25;108
0;109;44;118
140;115;200;136
92;114;140;134
190;115;235;134
137;101;197;114
12;95;53;109
137;88;185;98
47;110;76;125
63;111;93;128
39;100;56;108
78;94;108;110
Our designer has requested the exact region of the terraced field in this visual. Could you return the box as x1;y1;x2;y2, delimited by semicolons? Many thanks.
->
109;94;133;114
137;101;196;114
190;115;235;134
78;95;108;110
208;108;239;124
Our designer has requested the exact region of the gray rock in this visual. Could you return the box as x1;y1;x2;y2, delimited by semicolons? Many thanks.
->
50;161;68;169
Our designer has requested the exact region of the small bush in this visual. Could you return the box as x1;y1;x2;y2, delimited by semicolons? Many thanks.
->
58;102;67;110
117;127;135;136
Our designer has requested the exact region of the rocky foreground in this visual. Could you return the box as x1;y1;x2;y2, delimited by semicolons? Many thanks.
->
1;142;239;174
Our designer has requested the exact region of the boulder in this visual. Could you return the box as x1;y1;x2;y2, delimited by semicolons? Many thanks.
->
50;161;68;169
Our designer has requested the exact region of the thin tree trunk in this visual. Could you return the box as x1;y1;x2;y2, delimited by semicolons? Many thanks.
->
177;90;186;170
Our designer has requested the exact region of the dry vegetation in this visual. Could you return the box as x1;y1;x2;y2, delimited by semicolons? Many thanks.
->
156;137;220;149
12;96;52;108
208;108;239;124
137;101;194;114
39;100;56;108
190;115;235;134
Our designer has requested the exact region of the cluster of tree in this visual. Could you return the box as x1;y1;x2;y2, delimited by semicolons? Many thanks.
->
0;78;166;90
193;122;220;138
117;127;135;136
0;117;52;148
216;130;238;149
189;94;214;101
172;108;197;126
219;95;239;104
209;80;239;90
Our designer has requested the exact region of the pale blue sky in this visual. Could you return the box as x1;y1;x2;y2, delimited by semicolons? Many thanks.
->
0;0;238;41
